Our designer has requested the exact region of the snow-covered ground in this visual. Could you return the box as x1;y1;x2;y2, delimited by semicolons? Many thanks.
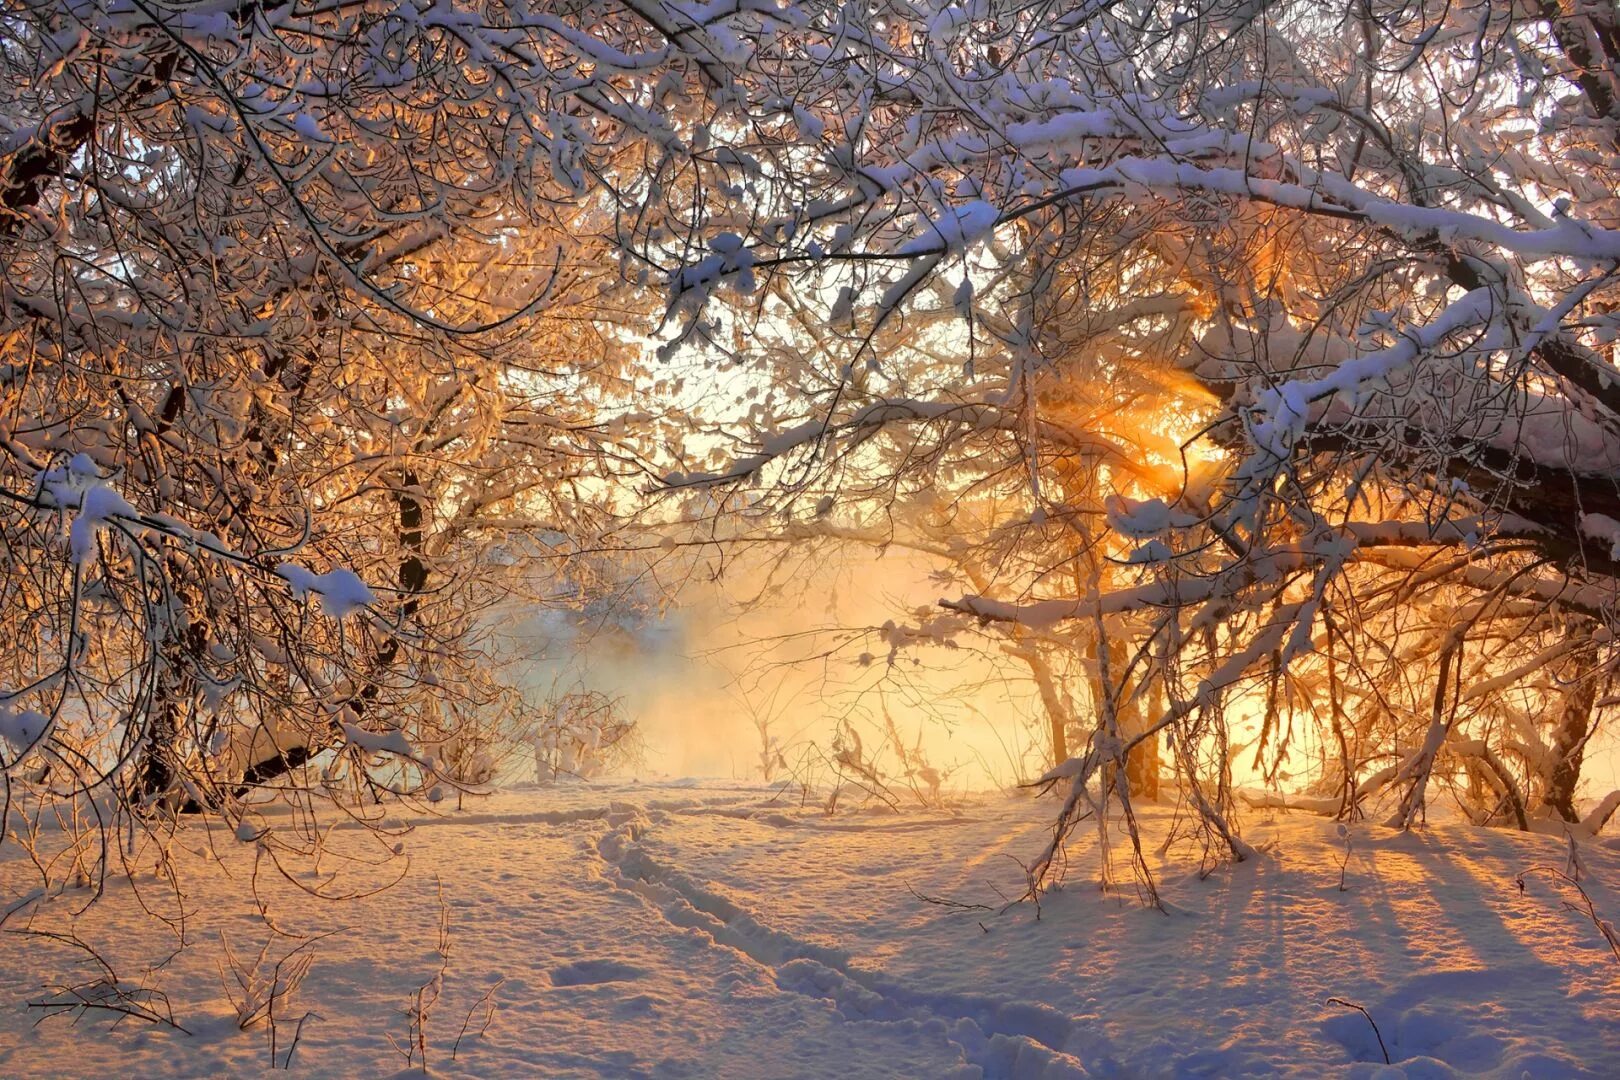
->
0;782;1616;1078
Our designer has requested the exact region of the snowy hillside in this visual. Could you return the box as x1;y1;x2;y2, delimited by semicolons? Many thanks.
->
0;783;1615;1079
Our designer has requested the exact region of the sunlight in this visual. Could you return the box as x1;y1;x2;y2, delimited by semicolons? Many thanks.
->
2;0;1618;1074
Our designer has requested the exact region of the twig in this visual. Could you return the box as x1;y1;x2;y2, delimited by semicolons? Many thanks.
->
1516;864;1620;964
451;977;505;1060
17;927;191;1034
1327;997;1389;1064
905;881;994;914
279;1010;321;1070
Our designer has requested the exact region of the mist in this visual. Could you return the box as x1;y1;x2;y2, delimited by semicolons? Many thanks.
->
496;541;1051;790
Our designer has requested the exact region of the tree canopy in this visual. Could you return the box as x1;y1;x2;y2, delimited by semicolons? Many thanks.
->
1;0;1617;903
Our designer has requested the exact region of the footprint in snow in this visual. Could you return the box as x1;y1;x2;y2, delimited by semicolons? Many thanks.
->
548;958;649;987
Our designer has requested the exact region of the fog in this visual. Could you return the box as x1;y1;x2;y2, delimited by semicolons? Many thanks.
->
496;554;1620;809
498;542;1051;791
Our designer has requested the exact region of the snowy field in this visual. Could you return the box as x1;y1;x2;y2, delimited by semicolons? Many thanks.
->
0;782;1616;1079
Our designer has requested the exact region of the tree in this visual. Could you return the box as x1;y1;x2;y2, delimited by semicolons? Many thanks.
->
0;0;687;901
5;0;1619;917
614;0;1620;889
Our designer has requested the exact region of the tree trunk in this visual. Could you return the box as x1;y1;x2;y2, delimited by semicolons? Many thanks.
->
1018;646;1070;768
1547;637;1600;823
1085;634;1160;800
1125;679;1162;801
221;467;431;801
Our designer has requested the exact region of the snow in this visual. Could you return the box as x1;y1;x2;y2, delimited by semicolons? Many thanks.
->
897;200;1001;256
275;563;376;619
308;569;375;618
0;706;47;755
0;782;1616;1078
1104;495;1194;539
342;722;418;759
1125;539;1173;564
31;455;139;566
68;484;136;565
1581;513;1620;560
275;561;320;597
